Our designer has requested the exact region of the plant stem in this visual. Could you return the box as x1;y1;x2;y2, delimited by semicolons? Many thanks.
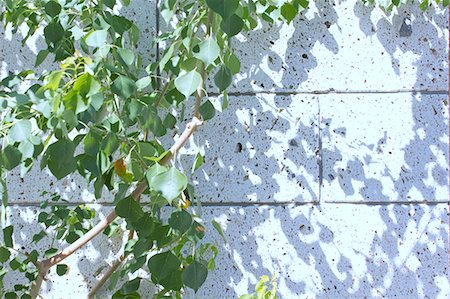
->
194;68;205;119
29;116;203;299
87;255;125;299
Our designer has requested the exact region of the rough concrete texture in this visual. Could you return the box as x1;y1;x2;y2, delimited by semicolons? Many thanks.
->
231;1;448;93
3;204;448;298
321;92;449;202
1;0;449;298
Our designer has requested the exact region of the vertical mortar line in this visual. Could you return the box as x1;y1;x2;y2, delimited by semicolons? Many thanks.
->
155;0;161;89
317;95;323;203
447;6;450;279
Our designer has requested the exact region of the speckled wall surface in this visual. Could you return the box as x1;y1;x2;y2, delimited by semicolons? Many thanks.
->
0;1;449;298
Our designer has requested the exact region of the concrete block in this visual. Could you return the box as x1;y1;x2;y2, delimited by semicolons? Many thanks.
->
4;204;447;298
197;204;449;298
321;93;449;202
6;166;114;204
189;94;320;203
230;1;448;93
0;0;157;80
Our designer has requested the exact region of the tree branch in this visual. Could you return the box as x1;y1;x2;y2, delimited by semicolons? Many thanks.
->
87;255;124;299
30;117;203;299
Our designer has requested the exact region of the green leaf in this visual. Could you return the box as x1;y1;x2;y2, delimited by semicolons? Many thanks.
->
136;76;151;91
111;75;136;99
211;219;226;241
419;0;429;10
295;0;309;9
194;37;220;66
9;258;21;270
101;133;120;156
281;3;297;23
45;139;77;179
85;30;108;48
221;14;244;37
187;221;205;241
1;145;22;170
163;113;176;129
46;70;63;91
32;230;46;243
227;53;240;74
133;213;155;238
180;57;199;71
149;167;187;203
104;0;116;8
84;131;101;156
168;210;192;234
44;22;64;44
206;0;239;18
199;100;216;121
221;91;229;110
158;270;183;291
182;261;208;292
74;73;101;97
3;226;13;248
145;163;167;181
56;264;68;276
120;277;141;294
44;248;58;258
35;50;49;67
9;119;31;142
18;141;34;159
192;152;204;172
117;48;135;66
148;251;181;282
132;238;152;258
115;196;144;221
214;65;232;91
174;70;202;98
44;1;61;18
0;247;10;263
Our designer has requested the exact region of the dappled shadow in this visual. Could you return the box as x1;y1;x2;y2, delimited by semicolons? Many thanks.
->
188;1;449;298
1;0;448;298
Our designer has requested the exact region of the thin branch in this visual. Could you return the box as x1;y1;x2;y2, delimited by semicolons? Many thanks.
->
194;68;205;119
87;256;125;299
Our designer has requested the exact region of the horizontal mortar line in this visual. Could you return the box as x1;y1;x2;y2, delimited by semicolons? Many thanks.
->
5;201;319;207
324;200;450;205
209;90;449;96
6;200;449;207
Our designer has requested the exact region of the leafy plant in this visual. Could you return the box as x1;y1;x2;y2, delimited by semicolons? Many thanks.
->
238;275;277;299
0;0;447;297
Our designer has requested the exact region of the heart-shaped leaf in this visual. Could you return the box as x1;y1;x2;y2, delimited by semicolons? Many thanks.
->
206;0;239;19
182;261;208;292
149;167;187;203
115;196;144;221
194;37;220;66
221;14;244;36
174;70;202;98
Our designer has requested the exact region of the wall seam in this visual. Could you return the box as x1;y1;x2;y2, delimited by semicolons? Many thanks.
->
7;201;449;207
214;90;449;97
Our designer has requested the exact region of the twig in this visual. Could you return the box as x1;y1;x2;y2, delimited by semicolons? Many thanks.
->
87;256;125;299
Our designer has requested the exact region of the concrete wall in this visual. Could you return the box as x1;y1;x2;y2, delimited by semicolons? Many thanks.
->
0;1;448;298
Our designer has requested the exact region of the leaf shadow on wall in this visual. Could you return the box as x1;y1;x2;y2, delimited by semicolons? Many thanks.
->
191;2;449;298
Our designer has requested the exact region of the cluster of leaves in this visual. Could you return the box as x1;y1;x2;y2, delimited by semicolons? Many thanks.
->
238;276;277;299
0;0;448;297
111;201;219;297
0;192;95;298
